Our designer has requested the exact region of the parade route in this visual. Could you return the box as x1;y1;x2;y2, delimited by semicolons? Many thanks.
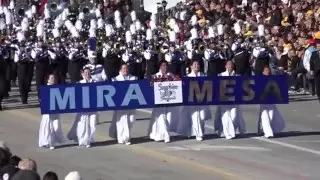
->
1;85;320;180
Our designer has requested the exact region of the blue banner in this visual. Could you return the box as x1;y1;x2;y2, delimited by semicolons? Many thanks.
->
40;76;289;114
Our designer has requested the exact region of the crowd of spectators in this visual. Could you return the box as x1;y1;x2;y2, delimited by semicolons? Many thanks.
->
162;0;320;95
0;142;82;180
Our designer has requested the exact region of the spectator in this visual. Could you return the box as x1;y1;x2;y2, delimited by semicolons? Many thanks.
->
0;164;19;180
43;171;59;180
18;158;37;172
11;170;41;180
0;141;12;157
270;3;283;26
65;171;81;180
9;156;21;167
0;148;10;169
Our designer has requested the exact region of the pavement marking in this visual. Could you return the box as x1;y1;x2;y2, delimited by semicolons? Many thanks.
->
164;144;270;151
5;109;242;180
138;109;320;157
292;140;320;143
253;137;320;156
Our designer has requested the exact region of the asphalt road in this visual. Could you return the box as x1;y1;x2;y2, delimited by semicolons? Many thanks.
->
1;85;320;180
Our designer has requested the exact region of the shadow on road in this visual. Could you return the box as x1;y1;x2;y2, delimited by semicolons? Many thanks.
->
290;98;318;102
275;131;320;138
2;104;40;110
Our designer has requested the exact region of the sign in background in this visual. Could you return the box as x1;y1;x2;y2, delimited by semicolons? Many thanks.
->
40;76;289;114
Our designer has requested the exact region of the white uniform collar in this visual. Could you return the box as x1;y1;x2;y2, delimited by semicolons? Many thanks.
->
227;70;235;76
190;71;201;77
119;72;130;80
84;78;93;83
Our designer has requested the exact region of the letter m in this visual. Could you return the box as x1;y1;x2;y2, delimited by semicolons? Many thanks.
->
50;88;76;111
188;81;213;103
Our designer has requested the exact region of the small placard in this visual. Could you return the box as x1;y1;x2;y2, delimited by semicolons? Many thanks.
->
153;81;183;105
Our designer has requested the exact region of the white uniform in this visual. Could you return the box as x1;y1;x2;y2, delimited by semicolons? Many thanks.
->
39;89;66;149
109;73;137;144
178;71;211;141
83;64;107;82
214;70;246;139
258;104;285;138
67;79;98;147
148;71;179;143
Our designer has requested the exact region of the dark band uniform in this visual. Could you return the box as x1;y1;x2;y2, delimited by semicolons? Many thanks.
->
68;47;87;83
310;47;320;102
102;47;121;81
51;45;68;84
233;47;251;76
252;47;270;75
0;45;7;109
164;49;186;77
204;49;225;76
31;45;55;100
14;45;33;104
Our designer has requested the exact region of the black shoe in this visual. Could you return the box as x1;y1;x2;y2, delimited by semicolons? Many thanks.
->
22;101;28;105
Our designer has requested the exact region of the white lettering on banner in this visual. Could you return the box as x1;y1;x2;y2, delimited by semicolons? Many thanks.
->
154;81;183;105
121;84;147;106
96;85;116;107
82;86;90;108
50;87;76;110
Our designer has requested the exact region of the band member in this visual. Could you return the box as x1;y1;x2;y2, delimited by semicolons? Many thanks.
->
165;44;186;77
31;39;56;100
1;39;11;97
39;74;66;150
257;66;285;138
143;44;159;78
214;60;246;139
178;60;211;141
68;41;87;83
102;41;121;80
204;41;226;76
109;63;137;145
148;60;177;143
14;44;33;104
122;47;142;79
0;43;6;110
252;43;270;75
67;68;97;148
51;40;68;84
232;41;251;76
83;51;107;82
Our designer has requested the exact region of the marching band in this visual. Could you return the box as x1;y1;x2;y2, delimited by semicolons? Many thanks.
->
0;0;275;110
0;0;287;148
